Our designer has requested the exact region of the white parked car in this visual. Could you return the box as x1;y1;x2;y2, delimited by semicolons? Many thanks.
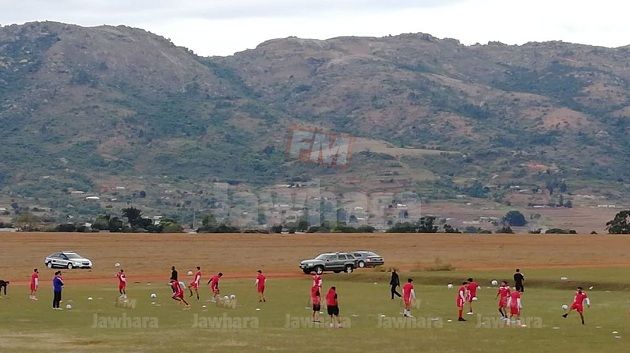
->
44;251;93;269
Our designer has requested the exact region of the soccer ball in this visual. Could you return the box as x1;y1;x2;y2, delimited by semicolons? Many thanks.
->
562;304;569;310
87;297;93;301
187;270;193;276
491;280;498;286
447;283;453;289
114;262;121;267
472;297;478;301
66;304;72;310
150;293;157;299
230;294;236;300
223;295;229;301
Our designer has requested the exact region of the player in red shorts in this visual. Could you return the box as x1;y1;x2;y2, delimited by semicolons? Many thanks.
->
207;272;223;302
562;286;590;325
326;286;341;328
255;270;266;302
311;286;321;323
507;287;522;326
116;269;127;299
456;281;468;321
402;278;416;317
170;279;190;308
466;277;479;315
29;268;39;300
188;266;202;300
312;273;322;291
496;281;511;319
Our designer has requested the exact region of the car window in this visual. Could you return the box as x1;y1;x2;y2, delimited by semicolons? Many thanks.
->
315;254;327;260
61;254;69;260
346;254;355;259
338;254;346;260
66;253;81;259
353;253;361;257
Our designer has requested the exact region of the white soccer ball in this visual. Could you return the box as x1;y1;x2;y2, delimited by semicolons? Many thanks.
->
230;294;236;300
491;280;498;286
150;293;157;299
223;295;229;301
179;281;186;288
562;304;569;310
66;304;72;310
87;297;93;301
472;297;478;301
187;270;193;276
114;262;121;267
447;283;453;289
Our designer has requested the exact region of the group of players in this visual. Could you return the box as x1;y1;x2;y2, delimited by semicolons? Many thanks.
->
24;266;590;325
392;268;591;326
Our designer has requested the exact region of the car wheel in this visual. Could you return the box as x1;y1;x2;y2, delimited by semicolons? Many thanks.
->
67;263;73;269
345;265;354;274
315;266;324;275
46;262;53;269
358;261;365;268
303;269;311;274
333;270;341;273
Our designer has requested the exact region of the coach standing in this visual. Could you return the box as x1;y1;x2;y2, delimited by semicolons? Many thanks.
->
390;269;401;299
52;271;64;310
514;269;525;292
170;266;178;292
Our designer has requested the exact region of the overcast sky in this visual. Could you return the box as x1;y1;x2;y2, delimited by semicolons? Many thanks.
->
1;0;628;56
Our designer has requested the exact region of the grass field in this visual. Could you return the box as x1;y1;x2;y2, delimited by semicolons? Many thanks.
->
1;233;629;352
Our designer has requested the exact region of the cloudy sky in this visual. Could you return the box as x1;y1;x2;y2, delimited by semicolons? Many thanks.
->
1;0;628;56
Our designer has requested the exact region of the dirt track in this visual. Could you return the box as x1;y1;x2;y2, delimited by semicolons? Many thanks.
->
1;232;630;285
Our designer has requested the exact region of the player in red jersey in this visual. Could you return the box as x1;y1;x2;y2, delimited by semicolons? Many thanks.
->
207;272;223;302
456;281;469;321
116;269;127;299
312;273;322;290
188;266;202;300
29;268;39;300
402;278;416;317
311;286;321;323
255;270;266;302
466;277;479;315
326;286;341;328
170;279;190;308
496;281;511;319
562;286;590;324
507;287;522;325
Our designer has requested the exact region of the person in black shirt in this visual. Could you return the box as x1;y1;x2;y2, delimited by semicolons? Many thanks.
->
514;269;525;292
390;269;401;299
170;266;178;292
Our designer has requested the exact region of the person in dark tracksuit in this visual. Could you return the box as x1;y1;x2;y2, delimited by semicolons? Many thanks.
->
390;269;401;299
170;266;178;293
514;269;525;292
52;271;64;309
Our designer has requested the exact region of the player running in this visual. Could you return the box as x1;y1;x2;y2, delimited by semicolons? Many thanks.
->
402;278;416;317
116;269;127;299
507;287;522;326
496;281;511;319
466;277;479;315
562;286;590;325
29;268;39;300
170;279;190;308
457;281;469;321
326;286;341;328
255;270;266;302
311;286;321;323
208;272;223;302
188;266;202;300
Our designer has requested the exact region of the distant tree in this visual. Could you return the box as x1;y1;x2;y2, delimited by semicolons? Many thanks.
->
296;218;309;232
443;224;460;233
417;216;438;233
14;212;40;231
386;222;417;233
606;210;630;234
503;210;527;226
496;226;514;234
201;213;218;228
122;207;143;227
270;224;283;233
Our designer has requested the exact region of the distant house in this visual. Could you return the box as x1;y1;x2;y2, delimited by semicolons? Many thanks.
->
85;196;100;201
